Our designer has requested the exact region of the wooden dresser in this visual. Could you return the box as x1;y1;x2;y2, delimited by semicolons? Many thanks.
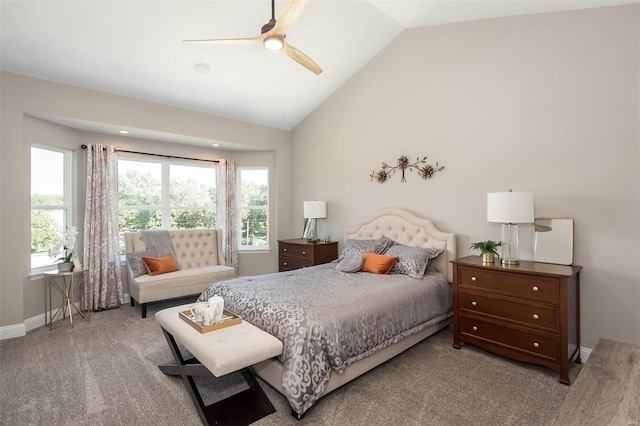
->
451;255;582;384
278;239;339;272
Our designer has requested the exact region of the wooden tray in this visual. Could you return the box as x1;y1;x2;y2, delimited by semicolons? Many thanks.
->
179;309;242;334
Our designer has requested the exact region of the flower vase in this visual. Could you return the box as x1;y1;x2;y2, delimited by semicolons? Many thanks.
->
57;262;73;272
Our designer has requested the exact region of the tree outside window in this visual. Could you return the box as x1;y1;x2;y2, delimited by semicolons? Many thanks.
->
31;146;71;270
117;158;216;253
238;168;268;248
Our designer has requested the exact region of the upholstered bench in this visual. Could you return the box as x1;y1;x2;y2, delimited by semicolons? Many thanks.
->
156;304;283;425
125;229;237;318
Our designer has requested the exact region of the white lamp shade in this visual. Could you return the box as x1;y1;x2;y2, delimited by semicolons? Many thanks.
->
487;192;534;224
303;201;327;219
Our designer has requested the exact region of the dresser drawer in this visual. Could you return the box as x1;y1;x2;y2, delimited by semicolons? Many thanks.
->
458;267;559;304
460;316;559;362
459;291;560;332
278;239;338;272
280;243;313;261
279;256;312;271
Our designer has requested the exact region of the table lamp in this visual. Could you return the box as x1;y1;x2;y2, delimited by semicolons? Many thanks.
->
302;201;326;242
487;191;534;265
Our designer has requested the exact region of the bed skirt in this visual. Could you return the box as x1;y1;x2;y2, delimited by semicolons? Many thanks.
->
252;317;452;408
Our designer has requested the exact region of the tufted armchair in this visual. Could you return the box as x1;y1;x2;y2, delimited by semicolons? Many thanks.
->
125;229;237;317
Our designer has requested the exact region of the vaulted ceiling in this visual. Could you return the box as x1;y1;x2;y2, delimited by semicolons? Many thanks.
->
2;0;634;132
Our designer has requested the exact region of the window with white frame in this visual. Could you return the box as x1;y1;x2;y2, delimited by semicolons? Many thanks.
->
117;157;216;253
31;146;72;271
238;168;269;249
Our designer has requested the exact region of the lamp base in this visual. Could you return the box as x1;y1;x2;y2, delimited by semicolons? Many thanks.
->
500;223;520;266
302;218;319;242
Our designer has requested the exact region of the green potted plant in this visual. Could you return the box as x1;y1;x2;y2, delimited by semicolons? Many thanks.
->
469;240;502;263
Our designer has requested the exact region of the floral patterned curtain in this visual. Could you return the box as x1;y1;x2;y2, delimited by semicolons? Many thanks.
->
216;159;238;269
83;144;124;310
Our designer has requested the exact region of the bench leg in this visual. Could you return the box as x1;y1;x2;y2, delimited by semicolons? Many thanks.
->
159;327;276;425
130;298;135;307
141;303;147;318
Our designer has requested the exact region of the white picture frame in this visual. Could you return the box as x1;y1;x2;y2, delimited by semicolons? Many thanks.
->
533;218;574;265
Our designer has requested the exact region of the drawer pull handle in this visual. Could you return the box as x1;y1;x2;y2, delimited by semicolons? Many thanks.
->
471;276;477;282
532;286;539;291
302;251;306;255
472;326;478;331
283;262;288;266
533;342;540;348
471;301;477;306
533;314;539;320
283;248;287;252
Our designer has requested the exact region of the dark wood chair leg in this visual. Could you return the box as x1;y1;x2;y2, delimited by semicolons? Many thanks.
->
141;303;147;318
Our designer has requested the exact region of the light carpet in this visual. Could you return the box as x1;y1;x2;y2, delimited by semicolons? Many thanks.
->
0;298;581;425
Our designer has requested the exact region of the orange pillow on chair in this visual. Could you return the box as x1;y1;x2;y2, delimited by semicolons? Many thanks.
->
361;253;399;275
141;253;180;276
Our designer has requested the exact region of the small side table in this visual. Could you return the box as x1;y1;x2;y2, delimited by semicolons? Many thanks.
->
44;270;90;330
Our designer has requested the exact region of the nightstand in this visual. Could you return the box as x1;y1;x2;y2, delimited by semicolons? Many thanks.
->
451;255;582;385
278;239;339;272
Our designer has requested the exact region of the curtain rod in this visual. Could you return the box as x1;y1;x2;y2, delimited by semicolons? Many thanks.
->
80;144;219;164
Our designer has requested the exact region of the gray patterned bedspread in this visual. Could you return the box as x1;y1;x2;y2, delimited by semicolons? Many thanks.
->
197;263;452;416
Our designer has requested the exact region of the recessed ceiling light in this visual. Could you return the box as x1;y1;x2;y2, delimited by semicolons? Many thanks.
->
211;143;219;147
193;62;211;76
119;130;129;134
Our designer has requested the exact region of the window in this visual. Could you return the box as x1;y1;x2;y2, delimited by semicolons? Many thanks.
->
238;168;269;249
31;146;72;270
117;158;216;253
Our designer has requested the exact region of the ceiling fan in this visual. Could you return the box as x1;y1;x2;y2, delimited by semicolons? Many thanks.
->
184;0;322;75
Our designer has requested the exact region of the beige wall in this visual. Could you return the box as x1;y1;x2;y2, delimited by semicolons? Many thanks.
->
0;72;291;333
2;5;638;349
291;5;640;348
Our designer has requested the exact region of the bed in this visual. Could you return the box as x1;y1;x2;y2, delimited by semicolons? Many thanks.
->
197;208;456;418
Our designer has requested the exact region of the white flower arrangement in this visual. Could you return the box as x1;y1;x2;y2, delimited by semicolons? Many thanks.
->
48;226;78;263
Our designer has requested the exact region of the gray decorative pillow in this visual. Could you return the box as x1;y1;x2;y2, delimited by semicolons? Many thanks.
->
374;237;395;254
126;249;159;278
335;254;365;273
339;237;395;260
385;245;444;279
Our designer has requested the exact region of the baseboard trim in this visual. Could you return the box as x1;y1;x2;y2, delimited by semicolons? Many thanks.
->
580;346;592;363
1;301;90;341
25;312;47;333
0;323;26;340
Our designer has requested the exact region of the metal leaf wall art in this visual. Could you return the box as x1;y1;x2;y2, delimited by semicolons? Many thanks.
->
370;155;445;183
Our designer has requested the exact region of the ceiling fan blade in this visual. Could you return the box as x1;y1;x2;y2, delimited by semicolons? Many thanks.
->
285;42;322;75
183;35;263;45
272;0;309;36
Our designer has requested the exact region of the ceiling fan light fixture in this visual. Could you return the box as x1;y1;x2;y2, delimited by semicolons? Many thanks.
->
263;34;284;51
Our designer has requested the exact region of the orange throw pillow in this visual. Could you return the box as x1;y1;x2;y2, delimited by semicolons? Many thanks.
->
141;253;180;276
361;253;399;275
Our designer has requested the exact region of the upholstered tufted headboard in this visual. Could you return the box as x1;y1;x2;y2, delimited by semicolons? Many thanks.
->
344;208;456;283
